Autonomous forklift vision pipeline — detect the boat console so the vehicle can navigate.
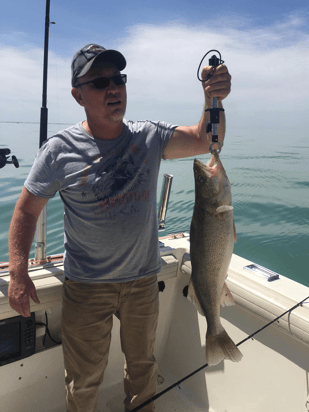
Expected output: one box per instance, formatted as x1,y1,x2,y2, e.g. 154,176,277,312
0,313,35,367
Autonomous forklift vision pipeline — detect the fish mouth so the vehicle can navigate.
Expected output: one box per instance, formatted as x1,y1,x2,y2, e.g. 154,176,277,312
194,158,208,169
194,158,211,175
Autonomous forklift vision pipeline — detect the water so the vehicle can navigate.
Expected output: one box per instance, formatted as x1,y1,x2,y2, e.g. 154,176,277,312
1,124,309,287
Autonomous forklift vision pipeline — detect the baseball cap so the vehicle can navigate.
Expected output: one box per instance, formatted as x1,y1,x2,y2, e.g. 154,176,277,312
71,44,126,87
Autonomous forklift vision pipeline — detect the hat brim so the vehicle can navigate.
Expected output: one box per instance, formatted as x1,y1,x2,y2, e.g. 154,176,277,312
77,49,126,79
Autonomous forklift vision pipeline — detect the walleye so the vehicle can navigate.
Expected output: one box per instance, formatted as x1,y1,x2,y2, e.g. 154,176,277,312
188,153,243,366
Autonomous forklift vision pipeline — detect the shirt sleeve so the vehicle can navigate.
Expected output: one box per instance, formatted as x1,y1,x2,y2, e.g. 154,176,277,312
24,141,60,198
157,121,177,153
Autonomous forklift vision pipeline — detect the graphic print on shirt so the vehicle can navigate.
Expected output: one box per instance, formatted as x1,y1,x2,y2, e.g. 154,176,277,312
81,142,151,219
93,152,138,200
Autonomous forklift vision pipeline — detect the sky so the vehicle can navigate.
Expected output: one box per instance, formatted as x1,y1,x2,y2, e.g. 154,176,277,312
0,0,309,135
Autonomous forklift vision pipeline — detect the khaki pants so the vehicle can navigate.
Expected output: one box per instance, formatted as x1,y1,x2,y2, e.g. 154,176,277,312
61,274,159,412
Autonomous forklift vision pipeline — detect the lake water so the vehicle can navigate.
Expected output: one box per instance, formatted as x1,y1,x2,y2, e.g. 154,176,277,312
1,123,309,287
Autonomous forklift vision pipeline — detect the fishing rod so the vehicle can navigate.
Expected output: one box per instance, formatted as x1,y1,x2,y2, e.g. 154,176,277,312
197,49,225,155
130,295,309,412
35,0,55,263
39,0,55,148
1,2,54,175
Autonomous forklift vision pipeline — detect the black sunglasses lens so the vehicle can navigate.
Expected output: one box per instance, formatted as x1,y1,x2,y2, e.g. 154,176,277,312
113,74,127,86
92,77,110,89
92,74,127,89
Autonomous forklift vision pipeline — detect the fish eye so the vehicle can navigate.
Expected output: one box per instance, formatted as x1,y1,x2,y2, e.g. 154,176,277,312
198,175,204,182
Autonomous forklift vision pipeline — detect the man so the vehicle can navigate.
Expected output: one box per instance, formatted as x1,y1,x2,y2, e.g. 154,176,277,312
8,44,231,412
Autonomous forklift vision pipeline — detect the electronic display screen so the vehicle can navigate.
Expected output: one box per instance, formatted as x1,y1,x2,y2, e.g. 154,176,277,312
0,322,20,361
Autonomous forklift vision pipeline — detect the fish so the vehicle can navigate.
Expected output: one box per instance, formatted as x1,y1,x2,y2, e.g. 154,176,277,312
188,153,243,366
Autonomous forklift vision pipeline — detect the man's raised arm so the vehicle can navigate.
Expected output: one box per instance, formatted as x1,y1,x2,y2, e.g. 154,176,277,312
163,64,231,160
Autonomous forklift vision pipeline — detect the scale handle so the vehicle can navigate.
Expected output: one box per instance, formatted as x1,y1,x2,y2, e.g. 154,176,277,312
207,53,224,151
209,54,221,110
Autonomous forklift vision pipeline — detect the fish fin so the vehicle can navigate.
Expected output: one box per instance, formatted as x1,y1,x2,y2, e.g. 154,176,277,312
216,205,233,214
233,220,237,242
187,279,205,316
220,282,235,307
206,329,243,366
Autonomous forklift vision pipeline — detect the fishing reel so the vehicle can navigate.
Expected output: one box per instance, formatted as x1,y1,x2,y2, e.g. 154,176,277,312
197,50,225,154
0,148,19,169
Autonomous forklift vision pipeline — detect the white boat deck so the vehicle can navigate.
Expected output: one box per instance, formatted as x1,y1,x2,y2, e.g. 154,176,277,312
1,234,309,412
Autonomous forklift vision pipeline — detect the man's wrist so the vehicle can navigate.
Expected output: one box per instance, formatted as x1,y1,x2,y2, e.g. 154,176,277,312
9,262,30,280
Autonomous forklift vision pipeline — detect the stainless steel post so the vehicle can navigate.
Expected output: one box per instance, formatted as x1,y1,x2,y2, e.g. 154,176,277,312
158,174,173,231
35,205,47,262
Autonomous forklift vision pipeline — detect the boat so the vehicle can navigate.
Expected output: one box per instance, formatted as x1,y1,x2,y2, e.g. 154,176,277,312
1,2,309,411
1,231,309,412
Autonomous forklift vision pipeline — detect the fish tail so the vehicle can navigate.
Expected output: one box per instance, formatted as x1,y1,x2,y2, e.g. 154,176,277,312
206,329,243,366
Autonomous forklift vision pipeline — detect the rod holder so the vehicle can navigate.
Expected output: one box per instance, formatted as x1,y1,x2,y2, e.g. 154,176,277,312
35,206,47,263
158,174,173,231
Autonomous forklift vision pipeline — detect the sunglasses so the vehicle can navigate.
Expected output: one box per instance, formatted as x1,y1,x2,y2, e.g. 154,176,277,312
76,74,127,89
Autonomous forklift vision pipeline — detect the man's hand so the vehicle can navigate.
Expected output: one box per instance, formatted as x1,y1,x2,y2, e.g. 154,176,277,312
162,64,231,159
201,64,231,102
8,275,40,318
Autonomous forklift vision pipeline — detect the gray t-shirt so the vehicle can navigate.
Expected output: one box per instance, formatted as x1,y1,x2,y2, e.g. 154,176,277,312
25,120,177,283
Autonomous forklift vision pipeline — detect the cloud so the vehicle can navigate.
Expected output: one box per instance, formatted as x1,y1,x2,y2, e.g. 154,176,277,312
1,13,308,132
120,16,309,128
